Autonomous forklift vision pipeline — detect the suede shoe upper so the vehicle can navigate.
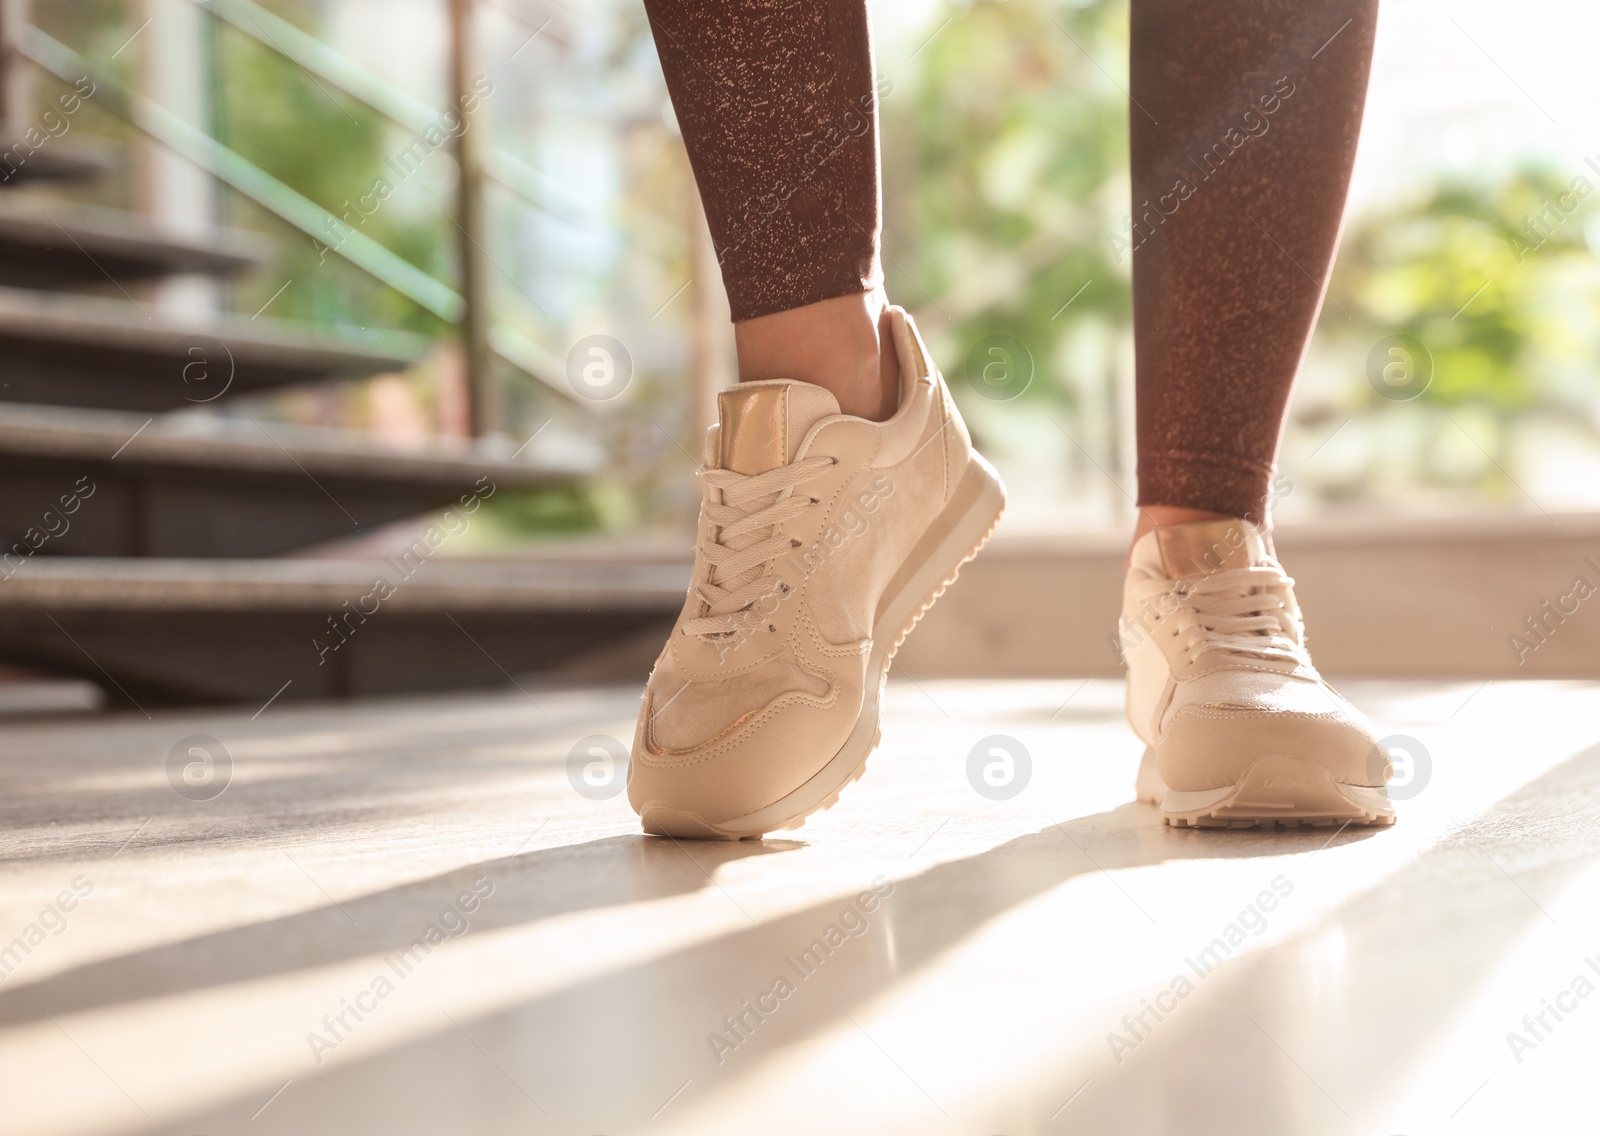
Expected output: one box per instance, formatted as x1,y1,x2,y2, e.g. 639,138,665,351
1121,518,1385,793
629,308,976,827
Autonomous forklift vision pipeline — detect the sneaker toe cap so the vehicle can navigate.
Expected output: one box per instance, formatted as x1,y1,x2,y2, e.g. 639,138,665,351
1157,702,1385,792
628,665,859,834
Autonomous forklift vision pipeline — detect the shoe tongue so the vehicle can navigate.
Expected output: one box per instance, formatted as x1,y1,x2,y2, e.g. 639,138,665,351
716,380,841,474
1130,517,1271,579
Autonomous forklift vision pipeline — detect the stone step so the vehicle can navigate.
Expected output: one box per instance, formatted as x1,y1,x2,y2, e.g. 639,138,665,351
0,285,424,411
0,556,684,706
0,403,592,557
0,200,270,288
0,135,114,187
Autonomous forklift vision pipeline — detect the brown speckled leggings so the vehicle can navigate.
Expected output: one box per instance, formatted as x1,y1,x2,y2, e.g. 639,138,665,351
645,0,1377,520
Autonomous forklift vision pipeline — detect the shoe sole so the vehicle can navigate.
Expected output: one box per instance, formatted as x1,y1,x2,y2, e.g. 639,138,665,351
1135,748,1396,829
642,453,1007,840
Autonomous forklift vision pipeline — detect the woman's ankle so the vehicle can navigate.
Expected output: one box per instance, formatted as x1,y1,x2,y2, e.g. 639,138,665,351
733,289,900,421
1128,505,1240,567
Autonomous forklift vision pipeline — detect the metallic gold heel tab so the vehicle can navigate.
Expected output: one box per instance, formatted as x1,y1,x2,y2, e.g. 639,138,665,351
718,385,789,475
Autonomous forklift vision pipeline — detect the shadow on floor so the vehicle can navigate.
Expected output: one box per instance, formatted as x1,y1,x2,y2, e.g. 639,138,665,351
0,832,793,1029
135,791,1386,1136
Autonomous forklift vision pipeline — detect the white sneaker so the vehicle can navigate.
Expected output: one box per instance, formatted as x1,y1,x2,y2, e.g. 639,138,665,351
1120,517,1395,828
627,308,1006,839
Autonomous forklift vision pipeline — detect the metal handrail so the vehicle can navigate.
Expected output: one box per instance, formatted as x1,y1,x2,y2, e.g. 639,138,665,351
21,27,460,318
197,0,593,228
18,24,571,401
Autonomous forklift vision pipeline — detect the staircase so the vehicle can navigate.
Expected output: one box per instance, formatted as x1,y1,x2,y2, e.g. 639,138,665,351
0,553,684,705
0,283,425,410
0,67,682,708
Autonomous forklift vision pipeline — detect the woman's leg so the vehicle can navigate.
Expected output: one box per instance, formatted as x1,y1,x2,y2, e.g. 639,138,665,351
1120,1,1396,830
629,5,1005,839
1129,0,1379,541
643,0,897,419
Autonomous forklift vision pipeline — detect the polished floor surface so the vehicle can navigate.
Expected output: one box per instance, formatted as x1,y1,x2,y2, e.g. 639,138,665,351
3,677,1599,1135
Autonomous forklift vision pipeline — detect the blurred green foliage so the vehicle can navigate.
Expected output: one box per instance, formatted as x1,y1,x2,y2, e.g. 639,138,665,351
473,484,606,537
1313,166,1600,502
1329,168,1600,413
213,2,450,336
884,0,1130,423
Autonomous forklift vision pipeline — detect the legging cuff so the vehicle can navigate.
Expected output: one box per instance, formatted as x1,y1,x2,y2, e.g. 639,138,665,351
1137,450,1278,525
728,263,882,323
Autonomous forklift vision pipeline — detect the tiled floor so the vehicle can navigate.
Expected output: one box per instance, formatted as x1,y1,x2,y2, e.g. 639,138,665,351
3,677,1598,1135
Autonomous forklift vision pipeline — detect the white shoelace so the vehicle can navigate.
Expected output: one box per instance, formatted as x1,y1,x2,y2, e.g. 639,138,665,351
1130,564,1307,665
681,456,835,641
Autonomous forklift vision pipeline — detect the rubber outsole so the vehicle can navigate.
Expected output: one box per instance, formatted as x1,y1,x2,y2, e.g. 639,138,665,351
1135,748,1396,830
639,454,1006,840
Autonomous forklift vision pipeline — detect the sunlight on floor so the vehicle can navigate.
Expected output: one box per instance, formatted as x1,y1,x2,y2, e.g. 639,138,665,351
1,678,1597,1134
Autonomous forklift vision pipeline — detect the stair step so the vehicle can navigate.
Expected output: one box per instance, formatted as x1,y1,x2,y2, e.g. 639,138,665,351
0,285,426,411
0,403,593,557
0,556,686,705
0,137,114,187
0,200,270,288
